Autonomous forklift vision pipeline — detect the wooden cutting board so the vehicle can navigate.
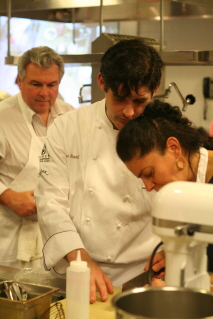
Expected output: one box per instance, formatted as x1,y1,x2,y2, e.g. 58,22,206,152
58,286,121,319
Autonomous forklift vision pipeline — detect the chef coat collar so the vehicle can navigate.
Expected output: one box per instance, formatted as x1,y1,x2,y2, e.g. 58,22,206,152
196,147,208,183
101,99,118,130
50,99,65,119
18,92,35,124
18,91,58,124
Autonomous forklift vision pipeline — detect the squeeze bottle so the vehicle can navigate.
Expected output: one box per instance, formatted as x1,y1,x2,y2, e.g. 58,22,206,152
66,250,90,319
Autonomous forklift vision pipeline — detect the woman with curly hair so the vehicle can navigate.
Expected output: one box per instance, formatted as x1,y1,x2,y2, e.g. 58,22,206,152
116,99,213,283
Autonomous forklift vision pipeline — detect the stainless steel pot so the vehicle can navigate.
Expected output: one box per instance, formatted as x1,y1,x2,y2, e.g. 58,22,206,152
112,286,213,319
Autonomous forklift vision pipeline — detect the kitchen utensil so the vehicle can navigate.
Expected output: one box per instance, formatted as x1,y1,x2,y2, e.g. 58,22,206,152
112,286,213,319
39,301,65,319
3,281,28,301
4,282,12,299
122,271,149,291
11,282,28,301
122,267,165,292
152,182,213,290
0,280,59,319
11,282,22,300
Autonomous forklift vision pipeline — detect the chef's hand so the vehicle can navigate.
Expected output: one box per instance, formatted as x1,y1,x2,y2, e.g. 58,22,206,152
144,250,166,279
144,279,166,288
66,249,114,303
0,189,37,217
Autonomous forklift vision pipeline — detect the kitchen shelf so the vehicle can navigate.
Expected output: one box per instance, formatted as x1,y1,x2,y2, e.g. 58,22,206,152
160,50,213,65
5,50,213,66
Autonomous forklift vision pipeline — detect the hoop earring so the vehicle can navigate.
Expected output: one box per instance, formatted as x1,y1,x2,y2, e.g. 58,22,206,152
176,157,186,170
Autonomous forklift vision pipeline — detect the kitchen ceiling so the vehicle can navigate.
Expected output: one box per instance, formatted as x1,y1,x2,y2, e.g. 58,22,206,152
0,0,213,22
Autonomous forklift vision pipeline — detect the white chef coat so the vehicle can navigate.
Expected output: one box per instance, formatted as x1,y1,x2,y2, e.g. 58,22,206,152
0,93,73,194
0,92,74,268
35,99,160,286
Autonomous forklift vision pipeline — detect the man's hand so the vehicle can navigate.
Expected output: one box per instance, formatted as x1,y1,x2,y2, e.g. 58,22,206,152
66,249,114,303
144,250,165,279
144,278,166,288
0,189,37,217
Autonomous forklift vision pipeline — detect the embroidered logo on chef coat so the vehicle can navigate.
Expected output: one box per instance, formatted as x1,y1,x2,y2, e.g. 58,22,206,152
38,169,49,177
39,143,50,162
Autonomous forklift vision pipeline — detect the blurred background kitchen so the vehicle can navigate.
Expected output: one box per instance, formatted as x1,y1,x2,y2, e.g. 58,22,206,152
0,0,213,133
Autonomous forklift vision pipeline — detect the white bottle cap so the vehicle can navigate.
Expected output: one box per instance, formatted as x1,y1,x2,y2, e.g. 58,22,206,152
70,250,87,271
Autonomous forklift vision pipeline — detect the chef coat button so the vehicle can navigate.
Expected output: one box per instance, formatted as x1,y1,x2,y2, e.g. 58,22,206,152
89,188,93,194
117,223,121,229
86,217,91,223
98,125,102,129
93,156,97,161
123,195,130,202
107,256,111,261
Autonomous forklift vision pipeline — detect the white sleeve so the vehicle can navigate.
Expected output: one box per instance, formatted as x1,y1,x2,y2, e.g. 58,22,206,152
0,134,8,195
35,117,84,274
0,182,8,195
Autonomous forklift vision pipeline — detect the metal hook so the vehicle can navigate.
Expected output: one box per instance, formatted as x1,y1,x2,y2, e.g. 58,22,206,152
155,82,196,112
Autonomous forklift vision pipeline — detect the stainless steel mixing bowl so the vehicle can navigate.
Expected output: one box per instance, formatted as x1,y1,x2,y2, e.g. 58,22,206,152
112,286,213,319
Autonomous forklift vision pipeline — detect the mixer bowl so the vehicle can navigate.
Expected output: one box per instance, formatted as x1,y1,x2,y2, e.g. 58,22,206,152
112,286,213,319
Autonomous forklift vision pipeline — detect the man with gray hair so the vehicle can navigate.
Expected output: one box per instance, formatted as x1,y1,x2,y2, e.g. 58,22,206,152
0,46,74,268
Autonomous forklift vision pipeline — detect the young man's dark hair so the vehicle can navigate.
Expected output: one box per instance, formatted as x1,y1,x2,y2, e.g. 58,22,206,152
100,39,163,98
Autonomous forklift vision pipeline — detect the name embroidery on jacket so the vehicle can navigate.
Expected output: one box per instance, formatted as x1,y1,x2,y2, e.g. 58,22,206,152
66,154,80,159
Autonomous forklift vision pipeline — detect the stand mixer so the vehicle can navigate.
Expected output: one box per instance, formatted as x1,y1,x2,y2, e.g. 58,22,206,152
152,181,213,290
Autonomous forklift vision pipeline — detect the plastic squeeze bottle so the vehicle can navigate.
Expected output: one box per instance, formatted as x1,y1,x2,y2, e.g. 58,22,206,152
66,250,90,319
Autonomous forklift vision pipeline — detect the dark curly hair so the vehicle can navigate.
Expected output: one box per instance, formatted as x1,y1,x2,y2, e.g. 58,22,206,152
116,99,213,162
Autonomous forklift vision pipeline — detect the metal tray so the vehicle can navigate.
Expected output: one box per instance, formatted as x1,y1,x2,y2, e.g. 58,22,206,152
0,280,59,319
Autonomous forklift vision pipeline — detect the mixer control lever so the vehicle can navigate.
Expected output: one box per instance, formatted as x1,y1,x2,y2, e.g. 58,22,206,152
175,224,199,236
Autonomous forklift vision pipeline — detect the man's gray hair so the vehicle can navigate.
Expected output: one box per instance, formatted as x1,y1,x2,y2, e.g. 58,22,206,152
18,46,64,82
